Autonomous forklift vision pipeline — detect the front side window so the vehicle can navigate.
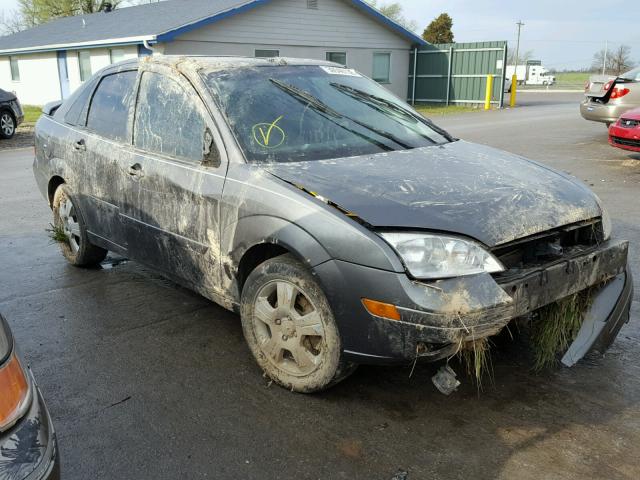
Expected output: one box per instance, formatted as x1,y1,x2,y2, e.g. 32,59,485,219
9,57,19,81
109,49,125,64
86,71,137,141
78,50,92,82
326,52,347,66
203,65,449,163
134,72,205,162
372,52,391,83
255,49,280,58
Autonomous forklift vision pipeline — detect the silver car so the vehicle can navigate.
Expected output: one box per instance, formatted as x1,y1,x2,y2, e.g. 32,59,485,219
581,66,640,125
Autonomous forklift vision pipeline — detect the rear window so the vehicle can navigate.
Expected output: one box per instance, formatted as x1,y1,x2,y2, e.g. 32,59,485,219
620,67,640,81
86,70,137,141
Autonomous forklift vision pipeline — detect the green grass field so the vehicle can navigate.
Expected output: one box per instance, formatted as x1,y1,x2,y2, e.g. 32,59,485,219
22,105,42,125
553,72,590,89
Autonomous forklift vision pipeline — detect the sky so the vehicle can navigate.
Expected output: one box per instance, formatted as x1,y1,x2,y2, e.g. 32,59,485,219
1,0,639,71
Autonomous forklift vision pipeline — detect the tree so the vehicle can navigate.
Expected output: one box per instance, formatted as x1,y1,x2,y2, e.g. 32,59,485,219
367,0,417,32
592,45,634,75
2,0,126,33
507,49,534,66
421,13,454,44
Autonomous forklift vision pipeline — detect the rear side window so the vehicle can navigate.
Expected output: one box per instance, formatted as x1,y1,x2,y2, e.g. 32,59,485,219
63,76,99,125
134,72,205,162
86,71,137,142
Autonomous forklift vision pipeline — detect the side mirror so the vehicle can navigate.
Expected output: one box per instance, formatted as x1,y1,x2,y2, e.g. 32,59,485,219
202,127,221,168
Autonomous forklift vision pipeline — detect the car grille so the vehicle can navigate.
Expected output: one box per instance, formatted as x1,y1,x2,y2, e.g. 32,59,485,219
619,118,640,128
491,219,603,278
611,136,640,147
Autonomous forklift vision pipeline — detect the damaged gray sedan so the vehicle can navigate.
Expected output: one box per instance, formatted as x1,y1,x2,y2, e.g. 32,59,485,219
33,56,633,392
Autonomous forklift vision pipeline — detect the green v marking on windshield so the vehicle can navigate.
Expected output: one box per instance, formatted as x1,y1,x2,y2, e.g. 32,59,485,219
258,115,283,146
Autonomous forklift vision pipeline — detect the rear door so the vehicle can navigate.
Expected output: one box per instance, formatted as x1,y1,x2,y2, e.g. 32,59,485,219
123,65,228,292
80,69,139,250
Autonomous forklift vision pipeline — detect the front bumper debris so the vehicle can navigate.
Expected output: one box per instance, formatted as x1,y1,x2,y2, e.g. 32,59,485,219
321,239,631,364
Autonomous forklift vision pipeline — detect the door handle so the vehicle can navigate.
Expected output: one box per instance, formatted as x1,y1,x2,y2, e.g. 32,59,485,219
128,163,143,177
73,139,86,151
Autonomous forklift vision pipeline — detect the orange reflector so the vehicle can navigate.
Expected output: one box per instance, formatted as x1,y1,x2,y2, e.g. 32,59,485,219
0,353,30,429
361,298,401,321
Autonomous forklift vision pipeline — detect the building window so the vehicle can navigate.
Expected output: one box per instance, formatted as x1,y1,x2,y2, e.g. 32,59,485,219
109,48,125,64
9,57,20,81
255,49,280,58
326,52,347,66
372,52,391,83
307,0,318,9
78,50,92,82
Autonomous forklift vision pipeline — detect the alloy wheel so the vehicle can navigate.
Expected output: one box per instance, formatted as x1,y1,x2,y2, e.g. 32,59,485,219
58,197,81,253
1,113,14,137
252,280,326,376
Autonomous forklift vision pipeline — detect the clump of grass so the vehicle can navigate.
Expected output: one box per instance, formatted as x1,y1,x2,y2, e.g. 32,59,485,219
530,289,594,371
457,335,493,389
46,223,68,243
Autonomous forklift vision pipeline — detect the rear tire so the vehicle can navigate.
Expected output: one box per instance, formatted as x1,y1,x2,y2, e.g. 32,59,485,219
52,184,107,267
0,110,15,139
240,254,356,393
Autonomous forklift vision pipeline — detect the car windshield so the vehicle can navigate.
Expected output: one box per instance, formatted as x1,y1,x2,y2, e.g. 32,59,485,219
202,65,451,163
620,66,640,81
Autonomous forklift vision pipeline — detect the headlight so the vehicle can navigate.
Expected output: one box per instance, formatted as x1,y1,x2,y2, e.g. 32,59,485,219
594,195,612,240
0,315,32,432
380,232,504,280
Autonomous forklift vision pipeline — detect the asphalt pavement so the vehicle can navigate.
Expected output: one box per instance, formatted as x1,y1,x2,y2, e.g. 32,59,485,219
1,92,639,480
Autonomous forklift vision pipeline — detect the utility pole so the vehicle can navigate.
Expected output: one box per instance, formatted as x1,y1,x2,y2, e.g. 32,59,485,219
602,40,608,75
514,21,525,68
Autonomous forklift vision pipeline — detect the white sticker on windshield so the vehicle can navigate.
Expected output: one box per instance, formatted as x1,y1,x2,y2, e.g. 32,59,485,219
320,66,361,77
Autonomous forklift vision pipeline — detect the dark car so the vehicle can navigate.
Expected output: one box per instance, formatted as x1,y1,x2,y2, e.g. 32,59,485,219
33,56,633,393
0,88,23,139
0,314,59,479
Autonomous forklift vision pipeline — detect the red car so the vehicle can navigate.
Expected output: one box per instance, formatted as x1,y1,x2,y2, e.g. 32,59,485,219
609,107,640,152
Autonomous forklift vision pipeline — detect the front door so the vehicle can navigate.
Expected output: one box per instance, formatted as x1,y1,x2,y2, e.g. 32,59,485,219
123,67,228,295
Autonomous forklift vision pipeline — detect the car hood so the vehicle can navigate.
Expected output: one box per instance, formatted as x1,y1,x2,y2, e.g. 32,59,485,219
264,141,601,247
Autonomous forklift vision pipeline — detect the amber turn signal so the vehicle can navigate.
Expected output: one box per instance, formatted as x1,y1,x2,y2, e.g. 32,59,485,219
361,298,401,321
0,353,30,430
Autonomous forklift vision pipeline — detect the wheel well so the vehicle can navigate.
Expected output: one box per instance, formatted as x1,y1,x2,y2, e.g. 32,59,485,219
236,243,289,294
47,176,65,207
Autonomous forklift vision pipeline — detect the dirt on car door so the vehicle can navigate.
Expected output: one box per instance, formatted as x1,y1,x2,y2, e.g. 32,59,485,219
123,68,229,297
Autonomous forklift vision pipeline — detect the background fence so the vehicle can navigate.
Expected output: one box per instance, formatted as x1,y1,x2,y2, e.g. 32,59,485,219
408,41,508,107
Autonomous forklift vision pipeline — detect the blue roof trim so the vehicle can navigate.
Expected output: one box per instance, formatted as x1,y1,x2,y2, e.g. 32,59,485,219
156,0,427,46
349,0,427,46
156,0,272,43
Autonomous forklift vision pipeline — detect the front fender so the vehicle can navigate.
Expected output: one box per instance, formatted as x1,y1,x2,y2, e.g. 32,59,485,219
224,214,332,269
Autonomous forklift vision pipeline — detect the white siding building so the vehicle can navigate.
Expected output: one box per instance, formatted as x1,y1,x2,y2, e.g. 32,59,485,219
0,0,425,105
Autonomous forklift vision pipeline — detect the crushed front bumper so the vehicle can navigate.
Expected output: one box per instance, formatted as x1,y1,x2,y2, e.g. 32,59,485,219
317,239,631,364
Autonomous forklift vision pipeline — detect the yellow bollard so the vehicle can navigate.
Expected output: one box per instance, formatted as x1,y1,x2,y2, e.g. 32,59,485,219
509,74,517,107
484,74,494,110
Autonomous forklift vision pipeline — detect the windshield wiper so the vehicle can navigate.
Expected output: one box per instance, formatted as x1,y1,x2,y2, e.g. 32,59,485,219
330,82,454,142
269,78,411,149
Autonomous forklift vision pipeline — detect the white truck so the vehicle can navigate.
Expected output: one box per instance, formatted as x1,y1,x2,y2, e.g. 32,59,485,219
506,61,556,86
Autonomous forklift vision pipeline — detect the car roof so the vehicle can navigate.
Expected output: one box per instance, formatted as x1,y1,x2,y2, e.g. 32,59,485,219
108,55,339,72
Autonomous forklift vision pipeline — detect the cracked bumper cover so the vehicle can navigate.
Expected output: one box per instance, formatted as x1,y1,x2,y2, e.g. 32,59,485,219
316,239,631,364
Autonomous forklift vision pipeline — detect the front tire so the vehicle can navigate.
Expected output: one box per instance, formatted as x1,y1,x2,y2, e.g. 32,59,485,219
52,184,107,267
0,111,15,139
240,254,356,393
